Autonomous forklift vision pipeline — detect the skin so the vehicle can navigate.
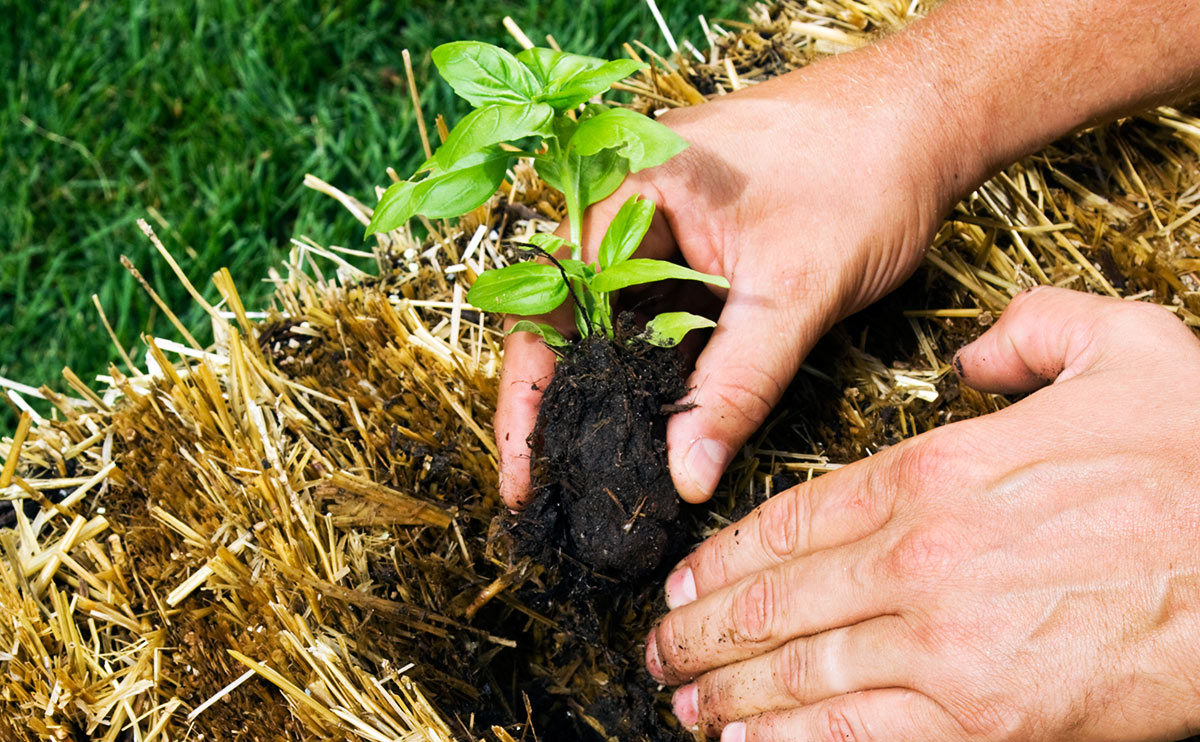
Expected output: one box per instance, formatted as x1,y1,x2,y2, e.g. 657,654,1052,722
495,0,1200,737
652,288,1200,740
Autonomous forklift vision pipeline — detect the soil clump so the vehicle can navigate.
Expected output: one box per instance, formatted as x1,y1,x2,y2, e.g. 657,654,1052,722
514,316,692,582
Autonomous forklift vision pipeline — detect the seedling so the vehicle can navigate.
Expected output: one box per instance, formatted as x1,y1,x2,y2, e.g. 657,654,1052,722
367,42,728,347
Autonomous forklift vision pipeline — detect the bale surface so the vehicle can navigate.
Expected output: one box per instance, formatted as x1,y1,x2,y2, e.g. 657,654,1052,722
2,1,1198,740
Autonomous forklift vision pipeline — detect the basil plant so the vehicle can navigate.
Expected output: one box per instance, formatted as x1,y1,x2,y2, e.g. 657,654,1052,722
368,41,727,348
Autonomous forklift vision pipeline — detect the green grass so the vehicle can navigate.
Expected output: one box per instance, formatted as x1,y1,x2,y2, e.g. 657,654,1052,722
0,0,741,433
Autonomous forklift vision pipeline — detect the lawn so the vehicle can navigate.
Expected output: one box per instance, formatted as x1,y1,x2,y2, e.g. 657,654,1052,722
0,0,741,433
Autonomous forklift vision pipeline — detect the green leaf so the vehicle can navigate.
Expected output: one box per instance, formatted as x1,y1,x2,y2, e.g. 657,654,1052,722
433,41,540,106
516,48,606,88
366,180,420,236
556,258,593,281
509,320,570,347
571,108,688,172
437,102,553,168
466,262,568,315
641,312,716,347
417,148,512,218
517,49,646,109
591,258,730,293
526,233,567,255
543,60,645,109
367,148,511,234
574,148,630,210
598,194,655,269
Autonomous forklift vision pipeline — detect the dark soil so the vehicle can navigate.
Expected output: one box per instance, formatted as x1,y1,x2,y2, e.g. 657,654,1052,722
516,320,691,582
489,319,695,740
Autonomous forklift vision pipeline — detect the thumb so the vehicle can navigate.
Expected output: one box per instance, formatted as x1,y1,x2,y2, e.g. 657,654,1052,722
953,286,1184,394
495,328,557,509
667,280,830,504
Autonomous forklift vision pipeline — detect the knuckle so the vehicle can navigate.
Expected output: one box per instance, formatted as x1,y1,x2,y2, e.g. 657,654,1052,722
653,617,687,679
901,611,944,654
706,366,780,428
757,491,812,562
728,572,777,647
695,674,733,730
773,638,813,703
887,434,961,493
1115,300,1184,337
881,527,958,587
816,695,877,742
690,540,732,591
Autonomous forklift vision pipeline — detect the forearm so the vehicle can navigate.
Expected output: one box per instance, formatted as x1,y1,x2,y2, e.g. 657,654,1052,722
891,0,1200,195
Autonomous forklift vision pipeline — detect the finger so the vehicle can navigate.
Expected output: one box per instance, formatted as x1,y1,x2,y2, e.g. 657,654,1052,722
668,279,833,503
722,688,960,742
495,328,557,509
665,461,895,609
954,285,1195,394
670,617,913,735
646,535,889,684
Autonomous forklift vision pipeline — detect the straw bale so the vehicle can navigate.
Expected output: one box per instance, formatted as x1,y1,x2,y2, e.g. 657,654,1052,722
1,1,1198,740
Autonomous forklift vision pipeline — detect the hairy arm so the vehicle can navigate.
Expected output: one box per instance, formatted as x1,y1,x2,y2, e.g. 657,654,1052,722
902,0,1200,187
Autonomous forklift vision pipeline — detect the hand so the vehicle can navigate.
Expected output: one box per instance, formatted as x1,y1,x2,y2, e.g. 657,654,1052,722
495,50,971,508
644,287,1200,741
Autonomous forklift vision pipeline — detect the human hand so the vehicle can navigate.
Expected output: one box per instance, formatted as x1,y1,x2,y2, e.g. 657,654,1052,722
495,50,972,508
644,287,1200,741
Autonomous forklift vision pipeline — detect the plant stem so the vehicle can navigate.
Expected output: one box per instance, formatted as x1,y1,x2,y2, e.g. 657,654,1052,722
568,194,583,250
564,157,584,258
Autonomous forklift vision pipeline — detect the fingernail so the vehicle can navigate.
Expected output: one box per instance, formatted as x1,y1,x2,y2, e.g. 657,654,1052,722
665,566,697,609
721,721,746,742
685,438,731,499
672,683,699,728
645,630,664,681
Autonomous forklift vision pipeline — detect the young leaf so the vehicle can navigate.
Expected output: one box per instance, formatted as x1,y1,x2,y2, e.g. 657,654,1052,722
598,194,655,269
509,320,570,347
517,48,646,109
437,102,553,168
571,108,688,173
641,312,716,347
591,258,730,292
516,48,606,89
544,60,645,109
415,149,511,218
526,233,567,255
550,148,629,212
432,41,540,106
579,148,631,206
466,262,568,315
366,180,419,236
367,148,511,234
